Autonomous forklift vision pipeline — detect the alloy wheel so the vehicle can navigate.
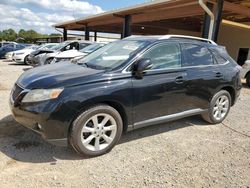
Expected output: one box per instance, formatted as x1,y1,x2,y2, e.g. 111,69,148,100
213,95,229,121
80,113,117,151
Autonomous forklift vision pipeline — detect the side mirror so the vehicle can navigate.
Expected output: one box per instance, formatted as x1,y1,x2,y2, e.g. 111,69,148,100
133,58,152,79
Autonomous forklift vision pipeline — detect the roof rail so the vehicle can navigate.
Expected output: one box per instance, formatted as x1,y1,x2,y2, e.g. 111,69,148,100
159,35,217,45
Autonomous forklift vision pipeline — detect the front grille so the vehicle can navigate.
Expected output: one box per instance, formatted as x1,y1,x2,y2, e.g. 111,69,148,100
12,84,24,101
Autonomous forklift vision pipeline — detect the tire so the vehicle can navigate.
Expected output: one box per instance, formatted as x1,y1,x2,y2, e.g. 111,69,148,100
202,90,231,124
69,105,123,157
24,55,29,65
246,74,250,87
44,58,53,65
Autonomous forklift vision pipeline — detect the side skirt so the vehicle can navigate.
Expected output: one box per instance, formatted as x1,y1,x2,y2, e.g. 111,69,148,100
127,108,207,131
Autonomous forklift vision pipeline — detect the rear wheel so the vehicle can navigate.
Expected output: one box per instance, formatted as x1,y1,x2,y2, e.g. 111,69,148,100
246,74,250,87
69,105,123,156
202,90,231,124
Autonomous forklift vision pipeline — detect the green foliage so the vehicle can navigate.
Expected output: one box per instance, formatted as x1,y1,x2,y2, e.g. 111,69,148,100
0,28,61,43
1,29,17,41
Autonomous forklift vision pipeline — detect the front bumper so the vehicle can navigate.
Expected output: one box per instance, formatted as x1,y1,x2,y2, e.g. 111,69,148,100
9,86,76,147
5,54,13,60
13,55,24,63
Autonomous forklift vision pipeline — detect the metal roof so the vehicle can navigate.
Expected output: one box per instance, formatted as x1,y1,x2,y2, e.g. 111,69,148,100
53,0,250,35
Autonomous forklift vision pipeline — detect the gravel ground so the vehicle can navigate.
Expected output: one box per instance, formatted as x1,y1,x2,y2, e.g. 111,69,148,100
0,59,249,188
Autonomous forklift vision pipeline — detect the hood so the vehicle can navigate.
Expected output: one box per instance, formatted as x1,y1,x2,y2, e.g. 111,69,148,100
17,63,104,89
31,49,55,56
14,49,33,54
55,50,84,59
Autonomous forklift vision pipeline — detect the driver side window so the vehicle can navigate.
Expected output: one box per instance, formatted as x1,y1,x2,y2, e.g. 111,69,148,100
141,43,181,70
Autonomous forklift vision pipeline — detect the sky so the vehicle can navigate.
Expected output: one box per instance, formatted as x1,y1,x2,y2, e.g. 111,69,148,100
0,0,148,34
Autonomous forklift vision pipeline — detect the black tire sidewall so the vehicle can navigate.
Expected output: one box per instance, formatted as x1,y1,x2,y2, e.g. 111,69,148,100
24,55,29,64
246,74,250,87
70,105,123,156
208,90,231,124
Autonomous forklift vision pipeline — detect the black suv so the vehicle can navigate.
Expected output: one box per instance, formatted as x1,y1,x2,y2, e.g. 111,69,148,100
10,35,242,156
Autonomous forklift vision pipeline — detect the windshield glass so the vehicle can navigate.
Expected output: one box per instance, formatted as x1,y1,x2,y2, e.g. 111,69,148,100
80,43,105,54
78,40,148,70
50,41,70,50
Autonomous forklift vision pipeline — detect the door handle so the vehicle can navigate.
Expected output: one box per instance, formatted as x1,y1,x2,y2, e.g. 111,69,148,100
175,76,184,84
215,72,223,78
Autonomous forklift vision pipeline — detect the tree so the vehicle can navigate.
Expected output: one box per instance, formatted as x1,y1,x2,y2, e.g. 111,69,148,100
1,29,17,41
0,28,61,43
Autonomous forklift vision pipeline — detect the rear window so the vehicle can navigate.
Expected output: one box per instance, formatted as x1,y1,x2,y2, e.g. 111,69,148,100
181,43,214,67
211,50,228,64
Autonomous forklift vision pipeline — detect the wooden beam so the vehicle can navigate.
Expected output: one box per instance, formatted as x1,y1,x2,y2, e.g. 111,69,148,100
132,4,204,23
224,1,250,17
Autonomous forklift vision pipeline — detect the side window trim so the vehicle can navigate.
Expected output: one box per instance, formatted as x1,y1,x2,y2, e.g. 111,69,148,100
180,43,215,68
209,49,230,65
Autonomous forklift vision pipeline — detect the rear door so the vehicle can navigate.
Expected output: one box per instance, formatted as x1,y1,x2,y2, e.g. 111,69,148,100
180,43,223,109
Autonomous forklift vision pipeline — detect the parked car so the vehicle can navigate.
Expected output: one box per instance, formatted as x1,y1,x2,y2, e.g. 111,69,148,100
241,60,250,87
5,51,15,60
10,35,242,156
51,43,106,64
28,43,59,66
12,45,39,64
0,43,26,58
0,41,17,48
37,40,92,66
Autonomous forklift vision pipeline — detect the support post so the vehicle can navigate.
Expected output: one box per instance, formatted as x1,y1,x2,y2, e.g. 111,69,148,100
212,0,224,42
63,28,67,41
94,31,97,41
85,25,90,41
202,2,213,39
122,15,131,38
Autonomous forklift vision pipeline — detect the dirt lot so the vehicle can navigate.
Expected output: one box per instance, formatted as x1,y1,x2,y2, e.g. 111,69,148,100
0,59,249,188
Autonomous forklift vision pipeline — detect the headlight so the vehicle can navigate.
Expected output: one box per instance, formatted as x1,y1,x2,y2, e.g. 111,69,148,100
22,88,64,103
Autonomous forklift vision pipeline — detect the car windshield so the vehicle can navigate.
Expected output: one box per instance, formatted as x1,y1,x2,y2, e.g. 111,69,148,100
50,41,70,50
38,44,58,50
78,40,148,70
80,43,105,54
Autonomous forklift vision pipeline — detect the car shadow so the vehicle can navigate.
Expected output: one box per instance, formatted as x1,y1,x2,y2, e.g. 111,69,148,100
8,63,28,66
23,68,32,71
0,114,209,163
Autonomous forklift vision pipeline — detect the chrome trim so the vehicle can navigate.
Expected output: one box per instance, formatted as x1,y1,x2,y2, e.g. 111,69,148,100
121,43,229,74
132,108,207,130
122,61,229,74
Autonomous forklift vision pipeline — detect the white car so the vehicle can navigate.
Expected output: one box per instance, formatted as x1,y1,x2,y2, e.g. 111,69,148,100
51,43,107,64
12,45,38,64
241,60,250,87
39,40,92,66
5,51,14,60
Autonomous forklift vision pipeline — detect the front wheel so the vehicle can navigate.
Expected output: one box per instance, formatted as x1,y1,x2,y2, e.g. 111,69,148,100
246,74,250,87
202,90,231,124
69,105,123,157
24,55,29,65
44,58,53,65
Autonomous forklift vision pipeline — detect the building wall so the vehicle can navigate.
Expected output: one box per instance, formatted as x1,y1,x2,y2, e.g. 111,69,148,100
169,25,250,62
218,23,250,61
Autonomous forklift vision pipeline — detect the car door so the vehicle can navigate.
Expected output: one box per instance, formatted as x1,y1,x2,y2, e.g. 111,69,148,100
132,42,191,125
180,43,223,110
